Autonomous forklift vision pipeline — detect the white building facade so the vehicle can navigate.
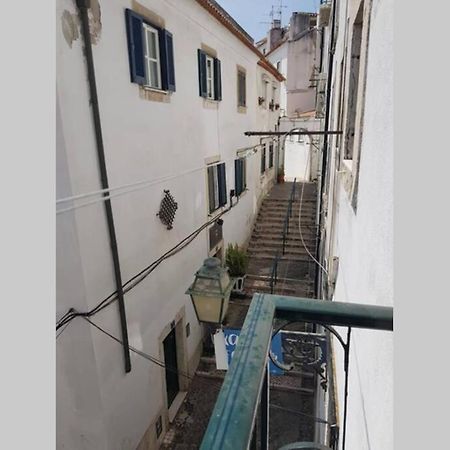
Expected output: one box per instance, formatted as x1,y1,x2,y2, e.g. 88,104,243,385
314,0,393,449
56,1,282,449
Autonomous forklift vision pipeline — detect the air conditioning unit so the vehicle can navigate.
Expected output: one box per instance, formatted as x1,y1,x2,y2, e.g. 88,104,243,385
318,4,332,27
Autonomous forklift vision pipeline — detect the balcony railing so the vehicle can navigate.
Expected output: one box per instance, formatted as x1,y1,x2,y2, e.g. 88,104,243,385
200,293,393,450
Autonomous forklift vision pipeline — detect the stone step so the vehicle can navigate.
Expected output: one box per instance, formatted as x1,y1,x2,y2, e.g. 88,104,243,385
247,241,316,253
250,232,317,243
245,282,313,297
258,209,316,218
248,246,315,258
245,274,314,287
246,253,316,263
253,224,317,235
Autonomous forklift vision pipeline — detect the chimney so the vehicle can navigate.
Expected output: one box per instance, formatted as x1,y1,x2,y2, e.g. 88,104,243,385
268,19,283,51
289,12,313,40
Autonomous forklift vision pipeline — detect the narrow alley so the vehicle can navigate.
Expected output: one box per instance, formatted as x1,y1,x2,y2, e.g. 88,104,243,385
161,180,319,449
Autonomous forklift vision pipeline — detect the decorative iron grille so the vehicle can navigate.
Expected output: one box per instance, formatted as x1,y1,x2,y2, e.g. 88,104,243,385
157,190,178,230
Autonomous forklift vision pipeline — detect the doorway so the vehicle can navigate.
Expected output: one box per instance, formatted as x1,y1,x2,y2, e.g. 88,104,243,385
163,328,180,408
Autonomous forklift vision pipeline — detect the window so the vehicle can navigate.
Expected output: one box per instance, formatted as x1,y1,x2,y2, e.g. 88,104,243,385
198,50,222,101
344,2,364,159
276,61,281,71
234,158,247,196
261,144,266,174
206,55,215,99
263,79,269,104
207,163,227,213
125,9,176,91
143,24,161,89
269,143,274,168
237,70,246,107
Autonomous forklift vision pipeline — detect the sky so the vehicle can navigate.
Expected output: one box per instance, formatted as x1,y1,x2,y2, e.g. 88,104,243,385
216,0,320,42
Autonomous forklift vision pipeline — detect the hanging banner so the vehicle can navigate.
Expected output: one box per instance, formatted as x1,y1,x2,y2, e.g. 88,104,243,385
222,328,284,375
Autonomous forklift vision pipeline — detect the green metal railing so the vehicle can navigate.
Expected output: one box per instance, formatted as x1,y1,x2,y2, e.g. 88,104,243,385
282,179,297,255
200,294,393,450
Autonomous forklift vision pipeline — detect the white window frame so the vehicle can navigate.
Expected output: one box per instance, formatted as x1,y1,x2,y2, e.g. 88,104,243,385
143,23,162,90
206,55,215,100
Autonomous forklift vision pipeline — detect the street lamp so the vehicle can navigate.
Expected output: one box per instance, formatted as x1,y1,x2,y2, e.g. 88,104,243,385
186,257,234,324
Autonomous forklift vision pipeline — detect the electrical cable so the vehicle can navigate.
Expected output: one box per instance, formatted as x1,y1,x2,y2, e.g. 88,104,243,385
56,206,230,333
269,403,333,425
83,316,337,427
296,129,329,277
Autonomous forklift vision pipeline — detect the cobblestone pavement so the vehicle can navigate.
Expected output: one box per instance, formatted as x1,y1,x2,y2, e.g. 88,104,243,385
161,372,316,450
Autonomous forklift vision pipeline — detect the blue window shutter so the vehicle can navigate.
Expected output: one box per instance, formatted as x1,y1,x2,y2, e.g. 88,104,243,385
198,50,207,98
125,9,146,85
235,159,243,196
159,29,176,92
218,163,227,207
214,58,222,101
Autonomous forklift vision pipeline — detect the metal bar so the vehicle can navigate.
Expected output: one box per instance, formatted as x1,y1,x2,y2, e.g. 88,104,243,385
261,364,269,450
200,294,275,450
200,294,393,449
342,328,351,450
245,131,342,136
76,0,131,373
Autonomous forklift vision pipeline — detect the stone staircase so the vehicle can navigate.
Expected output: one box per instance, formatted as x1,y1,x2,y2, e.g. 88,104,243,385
244,181,318,299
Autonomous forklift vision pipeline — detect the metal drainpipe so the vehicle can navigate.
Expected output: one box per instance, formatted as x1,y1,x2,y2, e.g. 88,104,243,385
76,0,131,372
314,0,337,299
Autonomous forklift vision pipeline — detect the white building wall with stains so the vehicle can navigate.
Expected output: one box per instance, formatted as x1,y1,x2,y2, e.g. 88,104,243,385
319,0,393,449
56,1,280,449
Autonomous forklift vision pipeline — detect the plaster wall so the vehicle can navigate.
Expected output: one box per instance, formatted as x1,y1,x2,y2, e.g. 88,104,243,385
266,43,288,114
286,32,318,116
56,0,279,449
321,1,393,449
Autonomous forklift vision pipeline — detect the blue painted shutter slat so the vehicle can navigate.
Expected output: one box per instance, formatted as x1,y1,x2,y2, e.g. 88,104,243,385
214,58,222,101
160,29,176,92
218,163,227,207
198,50,207,98
235,160,244,196
125,9,146,85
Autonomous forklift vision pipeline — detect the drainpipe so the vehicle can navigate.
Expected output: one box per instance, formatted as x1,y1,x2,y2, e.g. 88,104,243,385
314,0,337,299
76,0,131,372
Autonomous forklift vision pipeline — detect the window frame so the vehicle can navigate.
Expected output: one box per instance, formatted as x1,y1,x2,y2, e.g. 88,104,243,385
234,158,247,196
237,69,246,107
261,144,267,174
142,23,162,90
207,162,227,214
206,55,215,100
268,143,274,168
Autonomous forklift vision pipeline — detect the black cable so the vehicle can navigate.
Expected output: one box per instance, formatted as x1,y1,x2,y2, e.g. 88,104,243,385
84,316,337,424
269,403,334,425
56,208,229,333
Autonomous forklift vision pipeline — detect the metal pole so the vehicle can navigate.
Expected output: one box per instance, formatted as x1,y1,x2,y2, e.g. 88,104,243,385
245,131,342,136
261,364,269,450
342,328,351,450
76,0,131,372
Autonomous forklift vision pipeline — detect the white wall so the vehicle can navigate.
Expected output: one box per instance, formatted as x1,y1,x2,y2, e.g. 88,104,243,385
266,42,288,114
320,1,393,449
286,31,318,116
56,0,279,449
279,117,321,182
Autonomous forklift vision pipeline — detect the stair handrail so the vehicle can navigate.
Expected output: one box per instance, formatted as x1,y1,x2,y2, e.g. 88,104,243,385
269,252,280,294
282,178,297,255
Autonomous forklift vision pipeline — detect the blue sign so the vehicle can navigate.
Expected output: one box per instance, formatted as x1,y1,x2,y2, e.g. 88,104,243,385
223,328,284,375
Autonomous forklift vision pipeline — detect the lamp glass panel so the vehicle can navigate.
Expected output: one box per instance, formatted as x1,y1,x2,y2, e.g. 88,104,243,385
194,276,222,294
192,294,223,323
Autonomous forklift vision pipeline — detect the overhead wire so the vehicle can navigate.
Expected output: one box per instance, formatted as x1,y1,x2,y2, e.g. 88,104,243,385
56,206,229,333
84,316,335,427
